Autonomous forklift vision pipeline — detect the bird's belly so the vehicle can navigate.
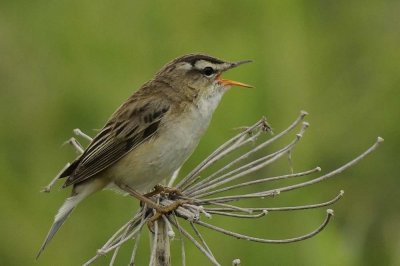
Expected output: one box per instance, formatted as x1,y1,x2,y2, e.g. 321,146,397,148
106,112,209,193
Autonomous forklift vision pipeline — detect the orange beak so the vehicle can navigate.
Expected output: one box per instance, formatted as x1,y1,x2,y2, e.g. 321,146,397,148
216,59,253,88
217,75,253,88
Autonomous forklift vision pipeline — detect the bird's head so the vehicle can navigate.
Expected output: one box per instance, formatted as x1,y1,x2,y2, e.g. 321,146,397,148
156,54,252,97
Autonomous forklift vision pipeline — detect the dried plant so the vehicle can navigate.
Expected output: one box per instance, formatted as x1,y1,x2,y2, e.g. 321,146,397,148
43,111,383,265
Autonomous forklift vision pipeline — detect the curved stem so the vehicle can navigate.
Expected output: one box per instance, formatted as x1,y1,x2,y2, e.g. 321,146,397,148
195,209,334,244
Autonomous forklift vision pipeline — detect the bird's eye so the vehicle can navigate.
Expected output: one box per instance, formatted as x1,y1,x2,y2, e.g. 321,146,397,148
202,67,215,77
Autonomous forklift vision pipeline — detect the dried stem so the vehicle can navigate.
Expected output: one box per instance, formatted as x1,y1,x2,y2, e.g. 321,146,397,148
149,218,159,266
193,167,321,199
177,116,273,190
190,222,216,260
195,209,334,244
205,210,268,219
204,190,344,213
73,128,93,142
46,113,382,266
188,123,308,197
184,111,307,194
63,137,84,154
168,216,221,266
232,259,241,266
129,226,142,265
154,217,171,266
41,162,71,193
172,213,186,266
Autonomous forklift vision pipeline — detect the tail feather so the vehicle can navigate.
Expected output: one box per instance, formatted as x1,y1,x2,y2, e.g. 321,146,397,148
36,207,74,260
36,194,85,259
37,178,106,259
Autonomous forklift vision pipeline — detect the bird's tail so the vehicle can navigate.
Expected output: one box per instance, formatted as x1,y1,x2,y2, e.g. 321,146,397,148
36,190,88,259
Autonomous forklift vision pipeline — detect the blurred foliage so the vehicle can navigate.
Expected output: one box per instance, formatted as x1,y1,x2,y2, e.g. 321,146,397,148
0,0,399,265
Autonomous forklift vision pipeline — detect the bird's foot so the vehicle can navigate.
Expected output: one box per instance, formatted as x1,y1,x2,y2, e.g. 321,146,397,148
147,199,189,230
144,184,183,198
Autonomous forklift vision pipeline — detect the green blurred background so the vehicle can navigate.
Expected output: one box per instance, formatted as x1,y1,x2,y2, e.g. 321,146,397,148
1,0,399,265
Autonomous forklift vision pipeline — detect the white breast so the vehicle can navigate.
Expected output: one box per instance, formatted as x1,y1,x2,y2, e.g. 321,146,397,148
106,88,225,193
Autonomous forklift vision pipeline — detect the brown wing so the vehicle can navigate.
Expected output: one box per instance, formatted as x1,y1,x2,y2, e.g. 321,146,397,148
61,98,170,187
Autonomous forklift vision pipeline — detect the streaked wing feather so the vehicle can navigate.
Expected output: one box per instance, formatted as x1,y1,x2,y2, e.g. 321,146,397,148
71,133,146,182
63,99,170,187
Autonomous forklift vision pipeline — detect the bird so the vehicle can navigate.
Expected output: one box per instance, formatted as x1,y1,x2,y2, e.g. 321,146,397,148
37,53,252,258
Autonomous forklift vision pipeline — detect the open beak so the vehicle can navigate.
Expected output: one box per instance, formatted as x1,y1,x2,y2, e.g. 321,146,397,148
217,60,253,88
217,77,253,88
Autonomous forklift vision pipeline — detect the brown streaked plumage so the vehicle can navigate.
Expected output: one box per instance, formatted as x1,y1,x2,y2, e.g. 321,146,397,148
61,96,171,187
37,54,252,259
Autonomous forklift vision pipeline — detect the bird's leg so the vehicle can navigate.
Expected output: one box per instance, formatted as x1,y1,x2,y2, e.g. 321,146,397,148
159,185,183,196
144,184,183,198
123,185,189,212
121,184,162,210
121,184,189,228
147,199,189,228
143,185,165,198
